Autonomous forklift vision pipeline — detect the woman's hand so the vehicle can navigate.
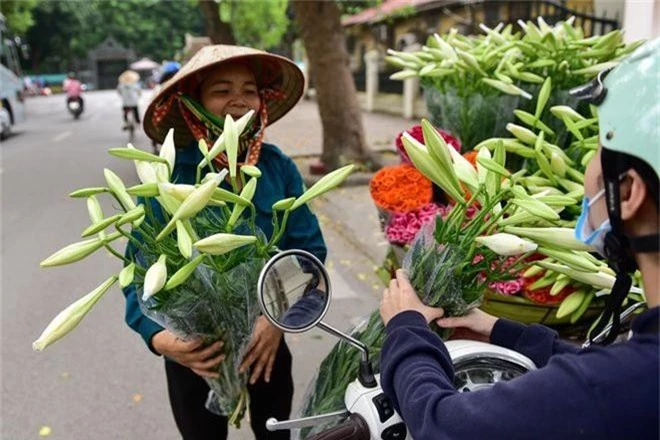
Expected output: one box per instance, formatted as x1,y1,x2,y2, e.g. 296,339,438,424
151,330,225,378
380,269,444,326
436,308,499,339
239,316,283,384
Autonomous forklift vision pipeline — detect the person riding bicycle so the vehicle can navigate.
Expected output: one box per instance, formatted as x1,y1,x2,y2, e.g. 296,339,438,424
379,38,659,440
117,70,141,130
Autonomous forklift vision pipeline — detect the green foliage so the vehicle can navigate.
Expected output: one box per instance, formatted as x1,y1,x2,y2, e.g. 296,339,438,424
24,0,204,72
218,0,289,49
0,0,38,36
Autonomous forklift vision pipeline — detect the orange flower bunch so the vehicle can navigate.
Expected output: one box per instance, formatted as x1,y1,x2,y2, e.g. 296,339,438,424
370,164,432,212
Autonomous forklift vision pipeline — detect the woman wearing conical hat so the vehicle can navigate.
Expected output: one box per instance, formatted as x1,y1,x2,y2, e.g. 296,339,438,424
123,45,327,439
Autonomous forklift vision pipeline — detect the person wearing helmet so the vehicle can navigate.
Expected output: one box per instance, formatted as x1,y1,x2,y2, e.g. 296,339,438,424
62,71,84,113
378,39,659,440
122,45,326,440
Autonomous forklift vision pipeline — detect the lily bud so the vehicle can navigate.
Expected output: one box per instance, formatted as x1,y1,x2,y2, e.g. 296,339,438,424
87,196,104,224
156,175,222,241
176,221,193,259
241,165,262,178
537,261,616,290
483,79,532,99
159,183,196,202
538,247,600,272
213,187,251,206
235,109,255,135
109,147,165,164
194,233,257,255
127,183,159,197
41,237,106,267
70,187,108,198
142,255,167,300
82,214,122,237
198,135,225,169
550,105,586,122
503,227,595,252
201,169,228,184
506,123,537,145
159,129,176,177
119,263,135,288
198,138,209,155
116,205,145,227
224,115,239,180
227,178,258,229
32,276,117,351
475,233,538,256
272,197,296,211
104,169,136,211
550,152,567,177
401,133,465,204
290,165,355,211
164,255,205,291
556,290,586,319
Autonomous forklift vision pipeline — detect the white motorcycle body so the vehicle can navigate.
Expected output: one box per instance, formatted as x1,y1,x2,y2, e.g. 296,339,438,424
341,341,537,440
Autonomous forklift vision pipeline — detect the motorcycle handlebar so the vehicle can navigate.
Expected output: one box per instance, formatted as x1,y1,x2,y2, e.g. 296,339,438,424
304,414,370,440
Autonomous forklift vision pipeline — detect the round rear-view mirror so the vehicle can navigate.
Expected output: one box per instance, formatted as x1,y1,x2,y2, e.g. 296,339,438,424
257,250,331,333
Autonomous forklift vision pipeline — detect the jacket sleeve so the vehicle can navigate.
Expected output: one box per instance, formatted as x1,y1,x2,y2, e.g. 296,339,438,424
121,201,164,355
279,157,327,262
490,318,582,367
380,311,604,440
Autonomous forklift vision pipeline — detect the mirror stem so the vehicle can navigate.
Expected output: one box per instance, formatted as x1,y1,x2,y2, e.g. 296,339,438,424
317,321,377,388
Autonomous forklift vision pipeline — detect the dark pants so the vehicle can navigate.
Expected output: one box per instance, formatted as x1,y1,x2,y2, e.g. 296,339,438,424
122,106,140,124
164,341,294,440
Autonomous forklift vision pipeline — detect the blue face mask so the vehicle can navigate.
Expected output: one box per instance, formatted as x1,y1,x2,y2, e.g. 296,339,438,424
575,188,611,257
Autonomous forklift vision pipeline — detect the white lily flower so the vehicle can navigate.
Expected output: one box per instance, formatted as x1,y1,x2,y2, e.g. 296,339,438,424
143,255,168,300
475,233,538,256
159,129,176,177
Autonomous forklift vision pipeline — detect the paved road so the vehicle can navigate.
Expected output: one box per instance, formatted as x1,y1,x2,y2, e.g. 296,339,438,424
1,91,384,440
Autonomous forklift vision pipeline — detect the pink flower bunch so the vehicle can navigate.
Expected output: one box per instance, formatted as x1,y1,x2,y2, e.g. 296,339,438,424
395,125,462,165
385,203,440,245
472,255,524,296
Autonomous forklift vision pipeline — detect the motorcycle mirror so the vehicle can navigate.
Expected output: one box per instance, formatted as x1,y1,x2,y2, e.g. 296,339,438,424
258,250,331,333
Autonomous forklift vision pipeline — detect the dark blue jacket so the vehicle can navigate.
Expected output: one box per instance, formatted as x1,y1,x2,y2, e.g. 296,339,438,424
122,143,327,353
381,307,659,440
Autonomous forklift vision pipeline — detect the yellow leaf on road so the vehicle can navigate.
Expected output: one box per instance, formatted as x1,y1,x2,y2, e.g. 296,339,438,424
357,273,367,281
39,426,52,437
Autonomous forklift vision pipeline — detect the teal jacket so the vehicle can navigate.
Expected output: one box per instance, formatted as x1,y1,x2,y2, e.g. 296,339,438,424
122,143,327,353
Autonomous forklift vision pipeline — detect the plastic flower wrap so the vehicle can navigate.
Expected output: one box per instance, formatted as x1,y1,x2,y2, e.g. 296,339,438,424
33,117,355,426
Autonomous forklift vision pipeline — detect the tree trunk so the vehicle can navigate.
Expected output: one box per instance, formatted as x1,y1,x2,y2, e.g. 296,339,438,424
292,0,368,170
198,0,236,45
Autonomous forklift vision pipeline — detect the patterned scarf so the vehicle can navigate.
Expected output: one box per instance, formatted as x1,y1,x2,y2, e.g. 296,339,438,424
151,84,286,171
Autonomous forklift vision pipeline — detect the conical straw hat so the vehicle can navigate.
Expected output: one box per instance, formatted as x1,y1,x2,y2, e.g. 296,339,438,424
118,69,140,84
144,45,305,146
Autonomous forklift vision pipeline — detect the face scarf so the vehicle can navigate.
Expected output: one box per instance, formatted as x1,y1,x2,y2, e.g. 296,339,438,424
152,81,286,171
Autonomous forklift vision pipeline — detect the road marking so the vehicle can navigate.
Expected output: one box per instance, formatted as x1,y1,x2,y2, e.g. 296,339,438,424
53,131,72,142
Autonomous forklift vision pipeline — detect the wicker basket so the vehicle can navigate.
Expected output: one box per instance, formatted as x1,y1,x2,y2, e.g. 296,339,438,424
481,290,603,326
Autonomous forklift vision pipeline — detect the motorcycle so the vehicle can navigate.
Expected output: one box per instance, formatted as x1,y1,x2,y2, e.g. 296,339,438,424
67,97,84,120
256,250,538,440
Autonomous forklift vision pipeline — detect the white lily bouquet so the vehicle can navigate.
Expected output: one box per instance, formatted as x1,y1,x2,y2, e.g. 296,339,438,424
33,111,354,425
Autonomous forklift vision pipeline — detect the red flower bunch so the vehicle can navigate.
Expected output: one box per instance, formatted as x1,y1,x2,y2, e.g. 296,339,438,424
370,164,432,212
395,124,462,165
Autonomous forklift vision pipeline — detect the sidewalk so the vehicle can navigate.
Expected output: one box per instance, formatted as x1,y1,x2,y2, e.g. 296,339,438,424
265,98,417,186
265,98,416,158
